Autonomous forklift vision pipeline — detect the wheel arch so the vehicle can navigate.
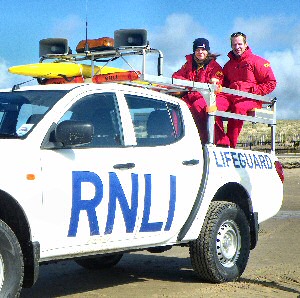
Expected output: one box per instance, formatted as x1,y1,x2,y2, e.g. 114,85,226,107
212,182,258,250
0,190,40,288
0,190,31,246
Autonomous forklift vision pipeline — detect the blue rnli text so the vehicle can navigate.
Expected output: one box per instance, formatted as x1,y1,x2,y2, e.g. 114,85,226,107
68,171,176,237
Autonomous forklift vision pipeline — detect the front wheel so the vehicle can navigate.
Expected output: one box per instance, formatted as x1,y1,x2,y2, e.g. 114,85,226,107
0,219,24,297
189,201,250,283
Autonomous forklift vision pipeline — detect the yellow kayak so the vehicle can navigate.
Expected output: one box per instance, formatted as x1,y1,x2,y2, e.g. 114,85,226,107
82,65,127,77
8,63,127,79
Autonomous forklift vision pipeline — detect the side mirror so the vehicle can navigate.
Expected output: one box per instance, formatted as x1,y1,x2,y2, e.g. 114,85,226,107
55,120,93,147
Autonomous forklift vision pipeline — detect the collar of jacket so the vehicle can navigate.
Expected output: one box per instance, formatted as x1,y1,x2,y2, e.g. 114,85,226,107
185,53,213,70
228,46,252,61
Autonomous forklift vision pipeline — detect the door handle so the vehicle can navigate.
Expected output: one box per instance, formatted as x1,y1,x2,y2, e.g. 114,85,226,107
182,159,199,166
113,163,136,169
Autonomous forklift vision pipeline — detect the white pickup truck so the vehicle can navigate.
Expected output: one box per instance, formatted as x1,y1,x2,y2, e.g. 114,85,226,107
0,30,284,296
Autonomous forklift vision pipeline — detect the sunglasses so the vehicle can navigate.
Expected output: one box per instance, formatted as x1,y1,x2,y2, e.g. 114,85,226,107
231,32,246,38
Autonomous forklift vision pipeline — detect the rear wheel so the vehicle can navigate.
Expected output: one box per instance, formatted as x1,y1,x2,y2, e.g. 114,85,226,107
189,201,250,282
0,219,24,297
75,253,123,270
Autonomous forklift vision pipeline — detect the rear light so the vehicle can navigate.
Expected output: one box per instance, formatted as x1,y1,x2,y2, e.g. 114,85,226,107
275,160,284,183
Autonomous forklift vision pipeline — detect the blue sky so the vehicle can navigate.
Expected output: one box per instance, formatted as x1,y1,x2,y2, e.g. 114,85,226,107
1,0,300,119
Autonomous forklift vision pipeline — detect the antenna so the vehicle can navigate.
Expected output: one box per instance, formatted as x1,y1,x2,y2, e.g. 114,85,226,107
85,0,89,52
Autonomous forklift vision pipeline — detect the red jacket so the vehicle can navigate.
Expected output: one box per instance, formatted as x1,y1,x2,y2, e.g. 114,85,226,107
173,54,223,84
223,47,276,96
172,54,223,104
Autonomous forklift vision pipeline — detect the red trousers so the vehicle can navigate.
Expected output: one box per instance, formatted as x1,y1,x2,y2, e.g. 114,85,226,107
216,94,262,148
187,98,229,145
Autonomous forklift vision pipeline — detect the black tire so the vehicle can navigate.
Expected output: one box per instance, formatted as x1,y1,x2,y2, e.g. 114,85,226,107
0,219,24,297
75,253,123,270
189,201,250,283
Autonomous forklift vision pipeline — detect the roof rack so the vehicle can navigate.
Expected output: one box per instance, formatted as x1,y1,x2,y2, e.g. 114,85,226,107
39,29,164,77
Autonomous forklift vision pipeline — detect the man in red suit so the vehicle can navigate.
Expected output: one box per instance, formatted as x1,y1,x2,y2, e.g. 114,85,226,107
217,32,277,148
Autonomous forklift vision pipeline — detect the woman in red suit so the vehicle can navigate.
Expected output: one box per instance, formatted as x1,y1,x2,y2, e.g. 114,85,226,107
173,38,228,145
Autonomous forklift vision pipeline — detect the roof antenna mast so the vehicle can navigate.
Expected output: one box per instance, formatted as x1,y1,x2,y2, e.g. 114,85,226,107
85,0,89,52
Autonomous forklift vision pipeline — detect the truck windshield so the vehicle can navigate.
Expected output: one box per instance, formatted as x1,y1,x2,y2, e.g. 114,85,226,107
0,90,68,138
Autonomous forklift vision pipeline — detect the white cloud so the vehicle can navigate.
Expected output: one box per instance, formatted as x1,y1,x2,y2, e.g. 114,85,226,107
0,59,15,89
51,15,84,49
266,49,300,119
148,13,210,76
0,58,37,90
231,15,300,54
233,16,278,46
52,14,82,37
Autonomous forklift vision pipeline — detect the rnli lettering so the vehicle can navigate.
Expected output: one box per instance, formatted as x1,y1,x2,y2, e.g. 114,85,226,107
68,171,176,237
213,151,273,169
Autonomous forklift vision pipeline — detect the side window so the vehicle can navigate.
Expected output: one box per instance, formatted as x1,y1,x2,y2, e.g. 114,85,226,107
125,94,183,146
60,93,122,148
16,104,48,135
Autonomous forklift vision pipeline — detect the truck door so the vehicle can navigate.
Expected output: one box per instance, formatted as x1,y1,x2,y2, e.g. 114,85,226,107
122,93,203,245
39,92,139,257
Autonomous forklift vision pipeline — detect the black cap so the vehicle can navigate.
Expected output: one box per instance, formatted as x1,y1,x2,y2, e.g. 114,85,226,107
193,38,210,52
